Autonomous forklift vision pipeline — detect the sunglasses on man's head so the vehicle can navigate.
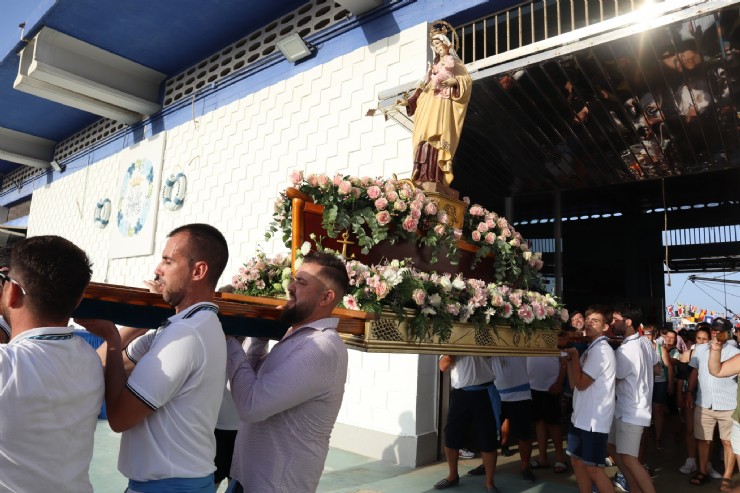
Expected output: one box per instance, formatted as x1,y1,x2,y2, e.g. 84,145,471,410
0,271,26,295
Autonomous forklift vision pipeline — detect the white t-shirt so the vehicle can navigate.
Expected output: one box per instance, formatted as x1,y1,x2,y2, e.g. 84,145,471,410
572,337,616,433
0,326,104,492
491,356,532,401
120,302,226,481
527,356,561,391
615,333,658,426
449,356,494,389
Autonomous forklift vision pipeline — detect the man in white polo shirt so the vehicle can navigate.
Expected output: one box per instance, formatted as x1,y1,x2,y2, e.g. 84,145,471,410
0,235,104,492
563,305,616,493
608,304,658,493
79,223,229,493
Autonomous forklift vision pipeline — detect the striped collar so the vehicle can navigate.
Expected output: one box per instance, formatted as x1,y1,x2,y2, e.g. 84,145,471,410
162,302,219,328
10,326,75,344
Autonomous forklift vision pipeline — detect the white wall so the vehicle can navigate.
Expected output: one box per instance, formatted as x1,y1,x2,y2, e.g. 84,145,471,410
28,22,438,466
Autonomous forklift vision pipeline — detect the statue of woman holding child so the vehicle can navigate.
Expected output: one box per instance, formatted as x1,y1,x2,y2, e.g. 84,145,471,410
404,21,472,190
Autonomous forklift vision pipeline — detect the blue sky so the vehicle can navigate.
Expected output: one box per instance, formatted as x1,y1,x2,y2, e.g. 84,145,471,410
665,271,740,318
0,0,43,56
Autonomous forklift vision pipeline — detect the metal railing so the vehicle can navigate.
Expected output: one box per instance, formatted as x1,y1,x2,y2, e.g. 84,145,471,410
456,0,667,64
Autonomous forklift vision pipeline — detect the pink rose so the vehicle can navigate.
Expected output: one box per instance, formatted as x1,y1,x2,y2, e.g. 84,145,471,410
317,174,330,187
306,174,318,187
469,205,485,216
477,222,489,233
437,211,448,224
386,191,398,202
374,197,388,210
433,224,445,235
367,185,382,199
485,232,495,244
410,200,423,211
393,200,407,212
376,211,391,225
453,229,462,239
375,282,390,299
333,174,343,186
424,201,437,215
360,176,373,186
338,180,352,195
289,170,303,185
410,209,421,220
471,230,481,242
402,216,418,232
412,289,426,306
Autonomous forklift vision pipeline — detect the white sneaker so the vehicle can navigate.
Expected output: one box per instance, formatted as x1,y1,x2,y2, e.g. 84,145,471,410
679,457,697,474
708,462,723,479
458,448,475,459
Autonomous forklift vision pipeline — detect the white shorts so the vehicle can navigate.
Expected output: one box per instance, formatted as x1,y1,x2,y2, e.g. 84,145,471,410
608,417,645,457
731,421,740,455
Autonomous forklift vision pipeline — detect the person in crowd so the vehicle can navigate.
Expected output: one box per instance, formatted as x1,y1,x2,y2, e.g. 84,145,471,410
676,325,710,475
490,356,537,483
0,236,104,492
708,318,740,492
643,326,674,450
686,318,740,490
78,223,229,493
608,305,658,493
437,354,499,493
0,246,11,343
563,305,617,493
569,310,585,333
527,354,568,473
226,251,350,493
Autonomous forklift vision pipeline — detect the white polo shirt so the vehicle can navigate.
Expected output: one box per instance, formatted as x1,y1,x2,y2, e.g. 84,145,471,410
492,356,531,401
0,326,104,492
120,302,226,481
572,337,616,433
615,333,658,426
449,355,493,389
527,356,561,391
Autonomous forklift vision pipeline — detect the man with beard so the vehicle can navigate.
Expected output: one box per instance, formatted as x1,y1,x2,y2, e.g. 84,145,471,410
77,223,229,493
0,236,103,492
607,304,658,493
226,251,349,493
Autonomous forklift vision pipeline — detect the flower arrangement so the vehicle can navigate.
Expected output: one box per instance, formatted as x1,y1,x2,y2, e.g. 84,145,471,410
230,251,292,298
266,171,544,288
231,242,567,343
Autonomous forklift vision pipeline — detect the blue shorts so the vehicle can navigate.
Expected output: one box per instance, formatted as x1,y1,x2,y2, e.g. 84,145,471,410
567,425,609,467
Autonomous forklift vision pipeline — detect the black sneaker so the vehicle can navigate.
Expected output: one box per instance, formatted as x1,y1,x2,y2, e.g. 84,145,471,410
467,464,485,476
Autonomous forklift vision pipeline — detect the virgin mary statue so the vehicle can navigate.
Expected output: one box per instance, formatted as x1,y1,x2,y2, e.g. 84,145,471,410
405,22,472,189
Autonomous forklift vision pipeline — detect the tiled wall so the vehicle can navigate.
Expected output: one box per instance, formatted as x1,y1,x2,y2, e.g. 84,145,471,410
28,22,438,464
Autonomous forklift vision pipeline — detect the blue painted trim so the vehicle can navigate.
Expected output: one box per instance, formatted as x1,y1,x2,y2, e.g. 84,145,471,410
0,0,491,208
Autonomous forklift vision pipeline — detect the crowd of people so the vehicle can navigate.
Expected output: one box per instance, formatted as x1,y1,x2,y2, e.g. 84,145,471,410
0,224,351,493
3,226,740,493
436,305,740,493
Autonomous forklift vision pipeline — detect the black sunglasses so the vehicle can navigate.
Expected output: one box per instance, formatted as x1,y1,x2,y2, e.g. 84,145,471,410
0,271,26,295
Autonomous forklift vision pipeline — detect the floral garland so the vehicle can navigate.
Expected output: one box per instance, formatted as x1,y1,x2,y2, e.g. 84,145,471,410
266,171,544,288
232,242,567,342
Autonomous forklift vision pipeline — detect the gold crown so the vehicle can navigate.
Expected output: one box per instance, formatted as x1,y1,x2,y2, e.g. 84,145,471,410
428,20,459,52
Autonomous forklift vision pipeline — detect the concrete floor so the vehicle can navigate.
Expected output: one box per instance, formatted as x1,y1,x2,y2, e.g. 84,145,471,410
90,414,718,492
